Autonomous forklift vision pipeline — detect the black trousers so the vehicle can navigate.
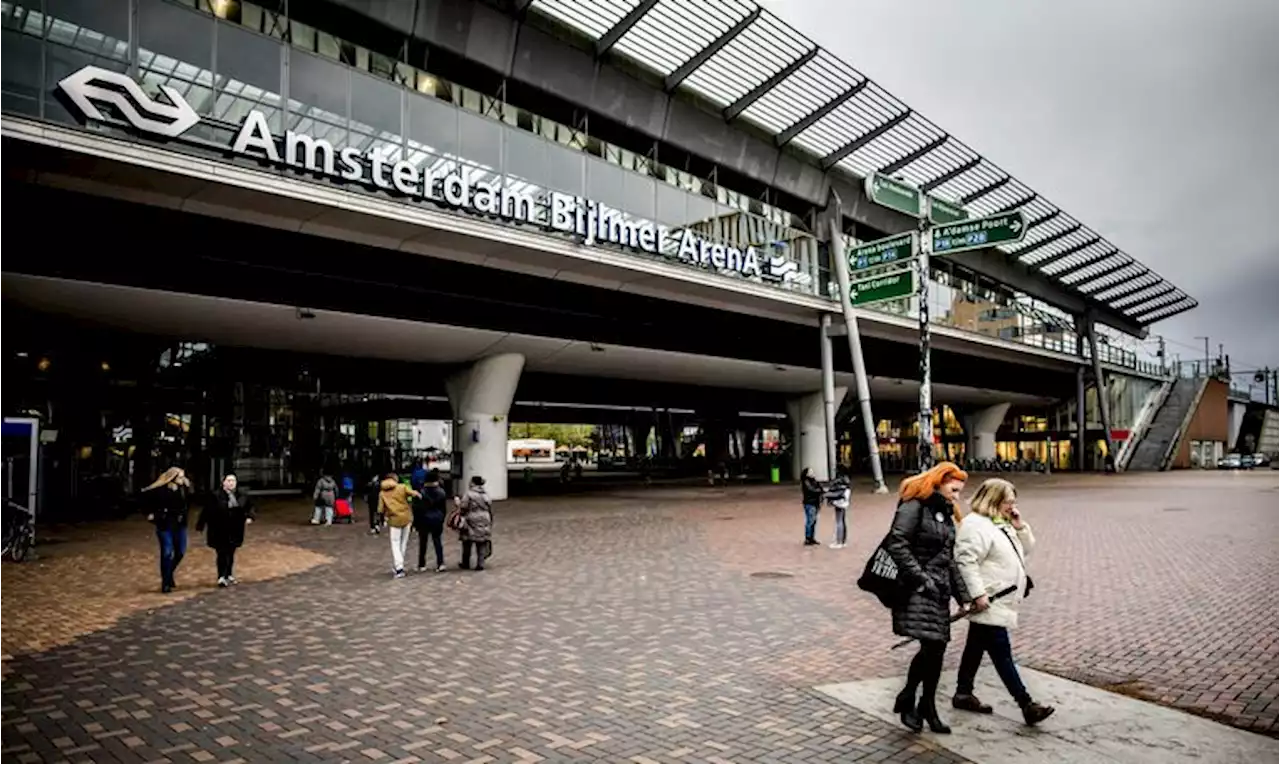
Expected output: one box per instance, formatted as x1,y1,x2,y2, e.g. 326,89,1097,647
416,519,445,568
367,493,381,530
461,540,491,569
215,545,237,579
900,638,947,709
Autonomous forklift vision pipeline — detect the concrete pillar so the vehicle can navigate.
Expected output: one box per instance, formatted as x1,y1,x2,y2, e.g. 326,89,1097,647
965,402,1011,461
787,387,847,481
445,354,524,501
629,424,652,458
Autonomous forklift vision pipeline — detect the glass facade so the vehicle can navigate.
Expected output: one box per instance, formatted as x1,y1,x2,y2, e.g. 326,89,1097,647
1,0,1162,373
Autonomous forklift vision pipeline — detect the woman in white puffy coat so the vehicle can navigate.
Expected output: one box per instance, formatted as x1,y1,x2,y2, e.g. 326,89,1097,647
951,478,1054,726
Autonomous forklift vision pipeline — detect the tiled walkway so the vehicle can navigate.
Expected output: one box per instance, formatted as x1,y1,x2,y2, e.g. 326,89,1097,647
1,471,1275,763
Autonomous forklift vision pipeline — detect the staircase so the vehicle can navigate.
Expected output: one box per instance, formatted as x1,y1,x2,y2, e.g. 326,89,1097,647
1126,377,1206,471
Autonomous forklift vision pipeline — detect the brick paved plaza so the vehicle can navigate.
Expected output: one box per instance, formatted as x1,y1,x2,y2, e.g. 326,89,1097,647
2,471,1275,763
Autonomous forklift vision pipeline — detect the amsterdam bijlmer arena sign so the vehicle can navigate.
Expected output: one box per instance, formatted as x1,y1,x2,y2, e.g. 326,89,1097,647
59,66,767,280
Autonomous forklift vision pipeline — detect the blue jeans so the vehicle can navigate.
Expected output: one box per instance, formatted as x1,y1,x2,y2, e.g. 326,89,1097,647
803,503,818,541
156,526,188,588
956,622,1031,706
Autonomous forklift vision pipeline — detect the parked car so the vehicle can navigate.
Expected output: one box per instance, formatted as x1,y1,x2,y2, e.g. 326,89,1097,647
1240,454,1258,469
1252,453,1272,468
1217,454,1243,470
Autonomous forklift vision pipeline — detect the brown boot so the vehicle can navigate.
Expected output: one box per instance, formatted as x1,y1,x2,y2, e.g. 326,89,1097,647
1022,701,1055,726
952,694,993,714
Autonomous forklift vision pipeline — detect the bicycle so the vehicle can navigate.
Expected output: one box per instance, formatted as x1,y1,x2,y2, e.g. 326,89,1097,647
3,501,34,562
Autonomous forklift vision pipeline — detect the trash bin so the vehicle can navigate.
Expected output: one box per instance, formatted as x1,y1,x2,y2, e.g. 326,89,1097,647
770,465,780,484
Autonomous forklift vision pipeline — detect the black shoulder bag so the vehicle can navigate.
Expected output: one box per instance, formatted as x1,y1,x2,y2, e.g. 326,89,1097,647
857,502,924,608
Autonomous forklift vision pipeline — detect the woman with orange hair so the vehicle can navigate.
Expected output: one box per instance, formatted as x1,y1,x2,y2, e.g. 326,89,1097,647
884,461,971,734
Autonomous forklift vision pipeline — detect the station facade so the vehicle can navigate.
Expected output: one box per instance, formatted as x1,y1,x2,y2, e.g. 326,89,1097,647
2,0,1196,513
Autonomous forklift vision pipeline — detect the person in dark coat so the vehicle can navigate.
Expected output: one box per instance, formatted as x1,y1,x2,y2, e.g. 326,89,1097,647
884,461,971,734
455,475,493,571
800,468,824,545
413,469,449,572
141,466,193,594
196,474,255,587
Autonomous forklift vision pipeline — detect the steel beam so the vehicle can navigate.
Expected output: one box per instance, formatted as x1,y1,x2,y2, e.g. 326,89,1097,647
1096,279,1163,304
665,8,762,92
776,80,866,146
1130,291,1186,319
878,135,948,175
821,110,910,168
595,0,659,57
1033,236,1103,270
1136,299,1195,323
1116,284,1177,310
1007,223,1082,260
920,157,980,192
1068,258,1133,287
1054,247,1120,278
959,175,1011,205
1026,209,1062,231
992,192,1036,214
723,48,818,120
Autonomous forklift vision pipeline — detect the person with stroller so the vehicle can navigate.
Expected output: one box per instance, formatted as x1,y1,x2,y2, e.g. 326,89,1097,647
379,473,420,578
141,466,193,593
311,470,338,525
455,475,492,571
196,473,255,587
413,469,448,572
951,478,1054,725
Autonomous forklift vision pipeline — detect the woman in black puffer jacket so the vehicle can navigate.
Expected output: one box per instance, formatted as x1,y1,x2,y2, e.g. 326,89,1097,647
884,461,971,735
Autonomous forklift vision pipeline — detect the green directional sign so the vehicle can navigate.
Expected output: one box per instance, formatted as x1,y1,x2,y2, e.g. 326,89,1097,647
929,210,1028,255
850,268,915,307
848,232,917,274
864,172,923,218
927,196,968,225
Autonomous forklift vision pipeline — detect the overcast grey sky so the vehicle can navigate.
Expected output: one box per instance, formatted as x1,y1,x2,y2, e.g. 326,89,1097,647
774,0,1278,377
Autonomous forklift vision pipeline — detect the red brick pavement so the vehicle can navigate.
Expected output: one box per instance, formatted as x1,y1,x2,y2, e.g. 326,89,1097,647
0,471,1273,764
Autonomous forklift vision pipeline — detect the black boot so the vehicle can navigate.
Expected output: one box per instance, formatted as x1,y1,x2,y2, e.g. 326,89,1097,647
894,688,922,732
1021,700,1055,726
918,697,951,734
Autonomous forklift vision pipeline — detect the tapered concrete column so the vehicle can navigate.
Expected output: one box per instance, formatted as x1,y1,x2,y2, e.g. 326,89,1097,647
787,387,848,481
965,402,1011,461
445,354,524,501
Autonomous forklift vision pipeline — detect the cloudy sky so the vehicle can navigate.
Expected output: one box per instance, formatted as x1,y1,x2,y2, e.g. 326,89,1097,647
774,0,1278,381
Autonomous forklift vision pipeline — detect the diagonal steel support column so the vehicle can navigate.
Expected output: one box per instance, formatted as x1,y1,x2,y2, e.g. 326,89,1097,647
827,192,887,493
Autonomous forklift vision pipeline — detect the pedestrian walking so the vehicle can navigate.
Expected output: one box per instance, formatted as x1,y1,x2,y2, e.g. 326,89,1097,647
196,474,255,587
141,466,193,594
951,478,1054,725
413,469,448,572
379,473,420,578
884,461,971,734
455,475,492,571
800,467,823,546
826,472,851,549
366,471,384,535
410,458,429,492
311,471,338,525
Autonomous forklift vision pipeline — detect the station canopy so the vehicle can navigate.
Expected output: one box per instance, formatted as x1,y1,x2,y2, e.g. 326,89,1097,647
527,0,1197,327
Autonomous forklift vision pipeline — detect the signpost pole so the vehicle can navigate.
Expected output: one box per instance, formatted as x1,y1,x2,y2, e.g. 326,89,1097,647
916,218,934,473
826,194,888,493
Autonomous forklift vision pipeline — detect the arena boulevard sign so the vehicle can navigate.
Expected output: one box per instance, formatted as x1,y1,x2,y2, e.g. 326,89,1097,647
57,66,764,279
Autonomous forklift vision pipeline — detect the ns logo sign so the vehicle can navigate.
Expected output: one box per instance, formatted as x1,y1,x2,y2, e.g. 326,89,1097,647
57,65,199,138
